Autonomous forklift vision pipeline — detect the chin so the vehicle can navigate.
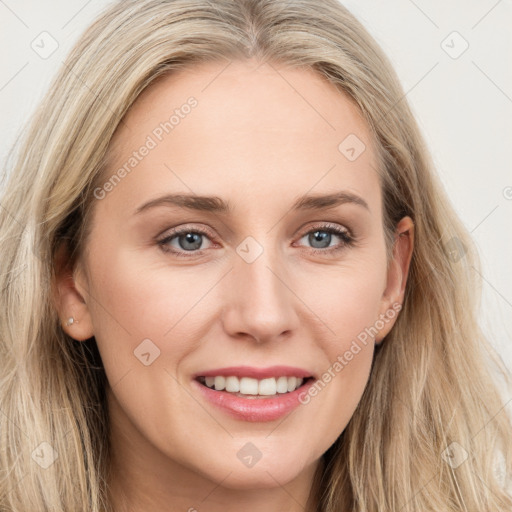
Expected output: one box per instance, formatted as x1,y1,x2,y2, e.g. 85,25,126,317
215,465,305,490
196,445,315,490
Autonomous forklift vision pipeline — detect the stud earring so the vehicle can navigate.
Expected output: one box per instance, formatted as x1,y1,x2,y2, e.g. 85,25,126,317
65,316,78,326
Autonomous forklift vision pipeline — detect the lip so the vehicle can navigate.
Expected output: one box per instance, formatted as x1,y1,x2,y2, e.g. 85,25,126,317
191,368,316,422
193,365,314,380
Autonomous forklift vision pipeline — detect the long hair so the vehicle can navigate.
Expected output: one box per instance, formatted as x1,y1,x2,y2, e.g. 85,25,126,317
1,1,511,510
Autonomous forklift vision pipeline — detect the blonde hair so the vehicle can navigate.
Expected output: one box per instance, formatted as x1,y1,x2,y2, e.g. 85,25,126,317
1,0,511,510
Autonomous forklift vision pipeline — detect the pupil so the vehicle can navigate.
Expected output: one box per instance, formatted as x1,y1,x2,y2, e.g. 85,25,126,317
309,231,331,249
179,233,202,251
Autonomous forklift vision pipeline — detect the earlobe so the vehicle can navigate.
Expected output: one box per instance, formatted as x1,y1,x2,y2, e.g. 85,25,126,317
376,216,415,343
53,243,95,341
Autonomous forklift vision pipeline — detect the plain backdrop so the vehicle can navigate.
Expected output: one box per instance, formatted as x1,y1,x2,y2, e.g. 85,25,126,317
1,1,511,390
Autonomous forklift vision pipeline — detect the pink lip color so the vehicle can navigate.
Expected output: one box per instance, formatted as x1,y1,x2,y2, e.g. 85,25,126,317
192,368,315,422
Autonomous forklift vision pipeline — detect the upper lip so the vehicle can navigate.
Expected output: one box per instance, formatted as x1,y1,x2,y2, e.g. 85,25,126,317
193,365,314,380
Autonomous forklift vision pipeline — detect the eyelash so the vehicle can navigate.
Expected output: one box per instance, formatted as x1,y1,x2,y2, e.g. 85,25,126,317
156,223,355,258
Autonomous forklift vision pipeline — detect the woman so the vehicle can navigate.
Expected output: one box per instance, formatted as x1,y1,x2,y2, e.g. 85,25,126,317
0,0,510,510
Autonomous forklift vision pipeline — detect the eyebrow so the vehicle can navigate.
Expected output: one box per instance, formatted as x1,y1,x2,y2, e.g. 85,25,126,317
134,190,369,215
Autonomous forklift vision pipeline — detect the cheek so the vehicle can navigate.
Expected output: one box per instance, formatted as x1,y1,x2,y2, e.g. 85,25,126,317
88,244,206,339
293,254,388,343
82,245,200,394
294,255,387,421
83,248,215,458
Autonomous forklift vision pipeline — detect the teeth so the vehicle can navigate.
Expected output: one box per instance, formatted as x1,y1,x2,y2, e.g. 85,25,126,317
214,376,225,390
240,377,259,395
258,377,276,395
201,375,306,396
276,376,288,393
225,376,240,392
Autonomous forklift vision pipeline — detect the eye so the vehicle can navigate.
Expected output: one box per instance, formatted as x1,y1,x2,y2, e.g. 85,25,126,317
296,223,355,254
157,226,215,256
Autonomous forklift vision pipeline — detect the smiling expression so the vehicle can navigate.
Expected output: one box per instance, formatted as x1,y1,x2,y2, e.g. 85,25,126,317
58,58,412,492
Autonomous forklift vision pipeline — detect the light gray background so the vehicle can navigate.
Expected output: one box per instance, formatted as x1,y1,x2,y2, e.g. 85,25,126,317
1,1,511,383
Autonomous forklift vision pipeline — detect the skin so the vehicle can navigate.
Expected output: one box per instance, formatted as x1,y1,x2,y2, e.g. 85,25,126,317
54,58,414,512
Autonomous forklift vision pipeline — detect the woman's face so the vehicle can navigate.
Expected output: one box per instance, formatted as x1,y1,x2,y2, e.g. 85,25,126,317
57,59,412,498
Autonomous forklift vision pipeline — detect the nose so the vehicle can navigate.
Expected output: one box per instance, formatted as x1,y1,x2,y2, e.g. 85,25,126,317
221,246,300,344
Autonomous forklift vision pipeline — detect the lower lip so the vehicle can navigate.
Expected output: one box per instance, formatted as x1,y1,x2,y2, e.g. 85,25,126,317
192,378,315,422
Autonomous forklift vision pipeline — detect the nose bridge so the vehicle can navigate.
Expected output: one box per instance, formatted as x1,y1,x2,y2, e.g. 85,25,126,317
222,238,299,342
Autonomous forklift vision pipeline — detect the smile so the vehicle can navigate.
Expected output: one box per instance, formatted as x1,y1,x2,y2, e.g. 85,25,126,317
197,375,307,397
192,366,316,422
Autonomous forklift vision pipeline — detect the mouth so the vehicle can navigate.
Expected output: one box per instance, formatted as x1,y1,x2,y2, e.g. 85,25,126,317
191,366,316,422
195,375,314,399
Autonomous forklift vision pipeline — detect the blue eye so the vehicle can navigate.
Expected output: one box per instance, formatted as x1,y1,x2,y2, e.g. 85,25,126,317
156,223,355,258
157,228,213,255
296,225,354,254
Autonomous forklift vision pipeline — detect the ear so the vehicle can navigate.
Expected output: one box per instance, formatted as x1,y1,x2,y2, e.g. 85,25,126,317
375,216,414,344
52,243,95,341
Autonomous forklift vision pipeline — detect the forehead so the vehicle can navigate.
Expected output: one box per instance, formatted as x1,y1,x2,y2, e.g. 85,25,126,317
101,59,381,217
